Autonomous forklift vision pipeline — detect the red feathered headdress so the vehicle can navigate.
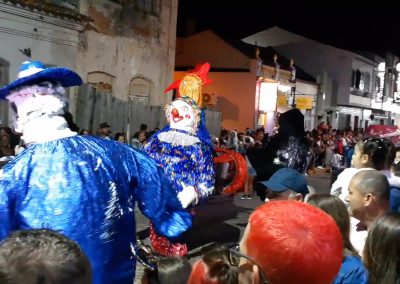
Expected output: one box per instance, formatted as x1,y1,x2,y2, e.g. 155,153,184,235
164,62,212,106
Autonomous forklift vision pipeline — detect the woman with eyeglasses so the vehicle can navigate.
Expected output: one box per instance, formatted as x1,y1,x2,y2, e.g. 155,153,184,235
187,245,238,284
307,194,368,284
363,213,400,284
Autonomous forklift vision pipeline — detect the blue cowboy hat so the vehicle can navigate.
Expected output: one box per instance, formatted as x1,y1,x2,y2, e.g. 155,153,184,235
0,61,82,99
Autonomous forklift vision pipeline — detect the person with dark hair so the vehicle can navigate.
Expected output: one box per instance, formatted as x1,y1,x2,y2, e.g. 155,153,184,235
356,138,395,171
0,229,91,284
364,213,400,284
346,170,390,253
247,109,309,193
79,129,89,136
97,122,111,139
131,130,146,149
114,132,127,143
187,245,238,284
331,138,394,202
140,124,148,132
63,111,79,133
0,133,14,158
0,126,19,150
132,124,148,142
238,201,343,284
141,256,192,284
307,194,368,284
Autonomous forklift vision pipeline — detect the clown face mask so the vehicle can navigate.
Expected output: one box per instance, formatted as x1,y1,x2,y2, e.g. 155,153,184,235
167,99,198,133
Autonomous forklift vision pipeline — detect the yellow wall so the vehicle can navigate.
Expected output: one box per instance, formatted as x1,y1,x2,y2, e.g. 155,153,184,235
174,70,257,132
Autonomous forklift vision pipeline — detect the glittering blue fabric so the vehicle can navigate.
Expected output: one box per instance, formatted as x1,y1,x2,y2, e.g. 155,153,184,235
144,128,215,200
0,135,192,284
197,110,212,147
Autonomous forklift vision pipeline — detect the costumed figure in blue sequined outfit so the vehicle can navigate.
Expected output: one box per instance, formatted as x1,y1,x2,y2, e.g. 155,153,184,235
0,61,192,284
144,63,215,256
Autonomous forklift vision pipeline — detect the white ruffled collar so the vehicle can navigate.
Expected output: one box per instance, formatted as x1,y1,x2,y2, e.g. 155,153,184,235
157,130,200,146
22,116,77,144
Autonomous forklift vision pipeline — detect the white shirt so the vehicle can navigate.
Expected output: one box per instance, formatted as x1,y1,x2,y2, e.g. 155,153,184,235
349,217,368,256
331,167,375,202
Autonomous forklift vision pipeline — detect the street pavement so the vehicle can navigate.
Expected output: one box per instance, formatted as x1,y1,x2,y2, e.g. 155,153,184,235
134,173,331,283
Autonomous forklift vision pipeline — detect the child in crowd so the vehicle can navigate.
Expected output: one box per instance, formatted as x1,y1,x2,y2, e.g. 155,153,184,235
331,148,345,185
331,138,393,202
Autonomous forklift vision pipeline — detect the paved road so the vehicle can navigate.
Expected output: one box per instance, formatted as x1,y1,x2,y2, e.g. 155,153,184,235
134,173,331,282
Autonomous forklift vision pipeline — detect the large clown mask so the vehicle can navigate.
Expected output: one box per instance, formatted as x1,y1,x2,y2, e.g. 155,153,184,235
167,98,200,133
6,83,66,134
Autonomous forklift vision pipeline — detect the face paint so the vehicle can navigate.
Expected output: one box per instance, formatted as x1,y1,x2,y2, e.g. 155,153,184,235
169,100,196,132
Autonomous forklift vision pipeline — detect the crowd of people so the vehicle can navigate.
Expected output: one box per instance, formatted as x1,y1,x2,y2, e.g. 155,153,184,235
2,114,400,284
1,61,400,284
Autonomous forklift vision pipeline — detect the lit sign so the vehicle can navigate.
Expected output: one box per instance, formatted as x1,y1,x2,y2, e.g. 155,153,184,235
295,96,313,109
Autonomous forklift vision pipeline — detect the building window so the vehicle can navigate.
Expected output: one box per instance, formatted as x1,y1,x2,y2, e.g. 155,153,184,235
355,70,361,89
351,69,356,88
87,71,116,93
129,76,152,104
364,72,370,93
359,72,365,91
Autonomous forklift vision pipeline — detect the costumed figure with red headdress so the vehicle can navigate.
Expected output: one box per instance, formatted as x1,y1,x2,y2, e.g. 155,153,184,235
144,63,215,256
0,61,192,284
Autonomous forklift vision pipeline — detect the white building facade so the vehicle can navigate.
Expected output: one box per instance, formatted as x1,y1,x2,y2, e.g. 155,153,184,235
243,27,399,130
0,0,178,127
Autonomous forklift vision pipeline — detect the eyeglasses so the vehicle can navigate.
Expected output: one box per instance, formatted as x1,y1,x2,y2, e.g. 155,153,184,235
228,245,269,284
131,241,158,271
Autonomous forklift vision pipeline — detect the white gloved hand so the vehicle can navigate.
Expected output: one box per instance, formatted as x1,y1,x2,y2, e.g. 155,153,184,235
178,182,198,209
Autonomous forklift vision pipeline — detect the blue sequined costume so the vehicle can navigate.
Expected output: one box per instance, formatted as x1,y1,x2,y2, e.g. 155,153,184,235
144,128,215,200
0,135,192,284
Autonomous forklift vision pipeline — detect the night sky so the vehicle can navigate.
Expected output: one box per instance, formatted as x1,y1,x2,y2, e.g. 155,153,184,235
177,1,400,55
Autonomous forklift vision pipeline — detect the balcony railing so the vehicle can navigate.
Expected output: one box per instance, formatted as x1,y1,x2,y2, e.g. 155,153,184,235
261,65,293,84
350,87,372,98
